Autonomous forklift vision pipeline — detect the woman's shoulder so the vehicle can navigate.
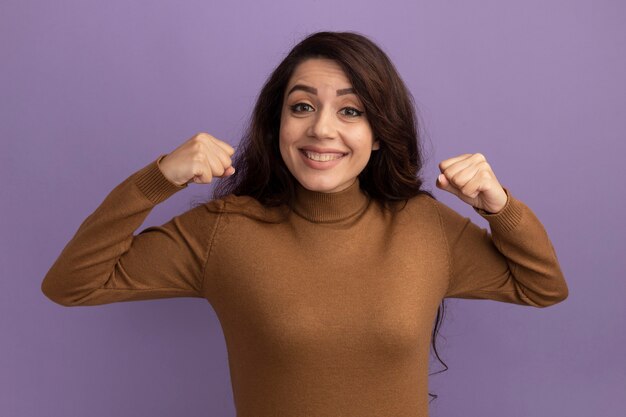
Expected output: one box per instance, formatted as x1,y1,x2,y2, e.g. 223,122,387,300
400,192,470,226
201,193,289,223
372,191,441,225
388,191,439,213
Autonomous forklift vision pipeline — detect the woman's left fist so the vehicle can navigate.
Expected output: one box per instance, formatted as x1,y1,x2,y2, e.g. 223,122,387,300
436,153,508,214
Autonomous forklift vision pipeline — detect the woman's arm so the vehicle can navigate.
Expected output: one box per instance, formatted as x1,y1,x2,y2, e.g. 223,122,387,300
435,187,569,307
41,155,221,306
433,152,568,307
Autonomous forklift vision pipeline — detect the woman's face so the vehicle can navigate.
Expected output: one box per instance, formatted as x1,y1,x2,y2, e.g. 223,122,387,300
279,58,379,193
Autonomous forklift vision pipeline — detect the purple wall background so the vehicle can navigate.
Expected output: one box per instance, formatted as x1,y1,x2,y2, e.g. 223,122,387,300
2,0,624,416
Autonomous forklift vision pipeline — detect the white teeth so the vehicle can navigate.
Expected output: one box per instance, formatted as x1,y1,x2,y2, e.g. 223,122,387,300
303,151,345,162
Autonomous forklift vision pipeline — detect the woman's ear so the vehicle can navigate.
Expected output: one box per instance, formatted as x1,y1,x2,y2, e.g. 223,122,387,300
372,139,380,150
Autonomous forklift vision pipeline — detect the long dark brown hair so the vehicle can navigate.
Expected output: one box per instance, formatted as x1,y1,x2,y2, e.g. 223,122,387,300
212,30,448,402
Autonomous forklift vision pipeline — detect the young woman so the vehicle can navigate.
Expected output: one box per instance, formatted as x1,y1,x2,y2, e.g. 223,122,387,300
42,31,568,416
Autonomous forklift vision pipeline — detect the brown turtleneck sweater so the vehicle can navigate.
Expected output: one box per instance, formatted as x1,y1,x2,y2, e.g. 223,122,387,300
42,154,568,417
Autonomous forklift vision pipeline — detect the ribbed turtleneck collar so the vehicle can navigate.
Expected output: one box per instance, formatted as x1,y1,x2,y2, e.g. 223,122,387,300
293,178,370,223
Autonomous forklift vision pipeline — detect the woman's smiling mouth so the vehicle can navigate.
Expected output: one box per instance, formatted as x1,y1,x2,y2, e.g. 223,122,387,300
301,149,346,162
298,148,348,170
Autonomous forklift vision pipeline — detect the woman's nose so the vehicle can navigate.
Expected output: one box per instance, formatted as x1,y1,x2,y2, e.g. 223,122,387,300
308,107,337,140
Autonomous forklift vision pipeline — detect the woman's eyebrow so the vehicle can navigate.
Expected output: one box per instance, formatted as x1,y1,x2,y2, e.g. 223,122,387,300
287,84,355,96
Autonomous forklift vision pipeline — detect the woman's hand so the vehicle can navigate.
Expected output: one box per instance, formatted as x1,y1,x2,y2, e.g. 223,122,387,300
158,132,236,186
436,153,508,214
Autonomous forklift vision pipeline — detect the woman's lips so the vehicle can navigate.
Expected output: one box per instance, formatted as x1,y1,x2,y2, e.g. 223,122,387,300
301,150,345,161
298,149,347,170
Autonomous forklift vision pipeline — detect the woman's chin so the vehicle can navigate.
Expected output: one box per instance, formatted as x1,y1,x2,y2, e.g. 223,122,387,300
295,175,352,194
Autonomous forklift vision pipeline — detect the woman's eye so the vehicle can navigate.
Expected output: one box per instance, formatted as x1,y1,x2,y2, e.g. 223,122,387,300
340,107,364,118
290,103,314,113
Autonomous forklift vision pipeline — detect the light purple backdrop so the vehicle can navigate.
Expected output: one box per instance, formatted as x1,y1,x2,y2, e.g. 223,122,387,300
2,0,624,416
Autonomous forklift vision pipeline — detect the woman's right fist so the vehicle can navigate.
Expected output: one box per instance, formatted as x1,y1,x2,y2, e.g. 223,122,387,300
158,133,236,186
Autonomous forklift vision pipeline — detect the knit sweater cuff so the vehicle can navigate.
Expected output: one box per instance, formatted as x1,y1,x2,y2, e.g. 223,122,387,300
134,154,188,205
472,186,523,233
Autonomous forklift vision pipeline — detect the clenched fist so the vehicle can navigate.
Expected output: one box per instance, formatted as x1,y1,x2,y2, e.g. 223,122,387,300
158,133,236,186
436,153,508,214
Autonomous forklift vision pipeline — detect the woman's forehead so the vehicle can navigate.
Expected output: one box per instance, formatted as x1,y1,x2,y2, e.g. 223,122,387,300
289,59,350,86
285,58,356,99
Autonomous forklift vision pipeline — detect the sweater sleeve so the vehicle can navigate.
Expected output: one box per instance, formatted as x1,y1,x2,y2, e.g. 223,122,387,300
41,154,221,307
435,187,569,307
